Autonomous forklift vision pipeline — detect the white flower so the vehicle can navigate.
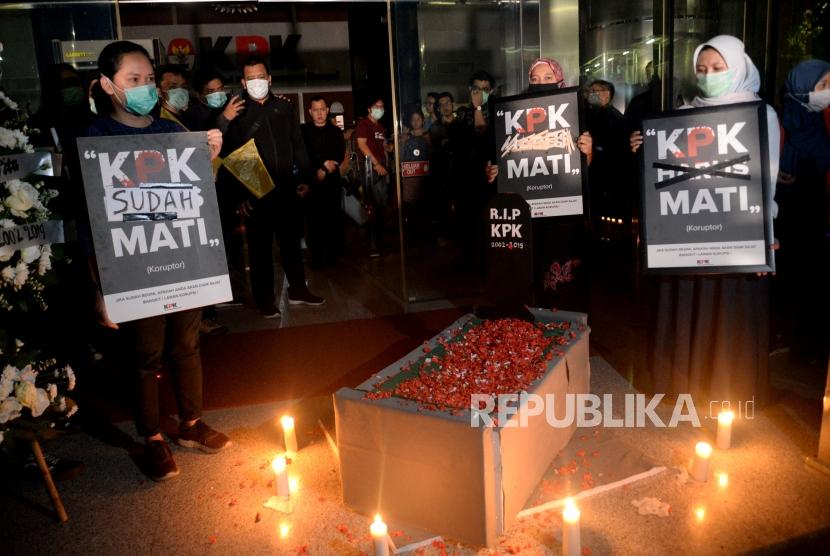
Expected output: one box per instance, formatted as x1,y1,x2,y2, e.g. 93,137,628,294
1,265,14,283
66,404,78,418
0,377,14,400
14,381,37,409
13,260,29,288
4,180,40,218
31,388,50,417
38,246,52,276
65,366,76,391
0,246,14,262
15,339,23,348
0,91,18,110
0,127,14,149
46,383,58,400
21,245,40,264
0,397,23,424
17,364,36,383
0,219,15,229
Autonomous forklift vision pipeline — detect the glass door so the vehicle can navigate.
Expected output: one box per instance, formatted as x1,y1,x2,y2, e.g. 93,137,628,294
389,0,540,305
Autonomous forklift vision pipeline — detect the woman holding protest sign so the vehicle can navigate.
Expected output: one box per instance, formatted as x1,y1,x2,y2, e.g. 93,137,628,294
82,41,229,481
776,59,830,365
630,35,780,406
486,57,594,312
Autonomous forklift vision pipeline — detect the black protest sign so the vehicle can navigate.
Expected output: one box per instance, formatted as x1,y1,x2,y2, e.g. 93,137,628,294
77,132,232,323
480,193,534,318
640,102,774,274
492,87,585,218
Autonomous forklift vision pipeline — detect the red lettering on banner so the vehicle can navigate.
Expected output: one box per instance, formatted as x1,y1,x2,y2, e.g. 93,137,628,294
687,127,715,158
135,151,166,184
526,107,547,133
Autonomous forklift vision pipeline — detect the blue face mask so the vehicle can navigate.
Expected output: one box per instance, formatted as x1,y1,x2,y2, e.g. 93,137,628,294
112,81,158,116
165,87,189,111
205,91,227,109
696,70,733,98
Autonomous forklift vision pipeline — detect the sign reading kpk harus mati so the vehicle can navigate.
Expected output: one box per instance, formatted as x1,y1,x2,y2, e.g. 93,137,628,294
77,132,231,323
640,102,774,273
493,88,585,218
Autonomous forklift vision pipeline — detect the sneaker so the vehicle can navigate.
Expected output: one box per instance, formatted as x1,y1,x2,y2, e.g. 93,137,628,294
199,318,228,336
23,453,85,482
177,420,231,453
258,305,281,319
288,290,326,306
145,440,179,481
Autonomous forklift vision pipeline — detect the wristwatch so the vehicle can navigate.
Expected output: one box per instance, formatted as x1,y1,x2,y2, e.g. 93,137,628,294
475,105,483,111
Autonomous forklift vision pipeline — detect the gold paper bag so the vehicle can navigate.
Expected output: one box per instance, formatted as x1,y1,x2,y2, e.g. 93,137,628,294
221,138,276,199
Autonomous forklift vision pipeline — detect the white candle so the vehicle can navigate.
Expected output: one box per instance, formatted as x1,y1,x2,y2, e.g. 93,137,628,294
271,456,290,499
370,514,390,556
281,415,299,453
716,410,733,450
690,442,712,482
562,498,581,556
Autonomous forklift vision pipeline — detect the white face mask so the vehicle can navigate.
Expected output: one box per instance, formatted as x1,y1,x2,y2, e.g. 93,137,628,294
245,78,270,100
806,89,830,112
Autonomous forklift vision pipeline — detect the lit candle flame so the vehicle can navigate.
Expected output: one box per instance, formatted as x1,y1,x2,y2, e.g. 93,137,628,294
695,441,712,458
271,455,287,474
370,514,388,536
716,472,729,488
563,497,580,523
281,415,295,429
694,506,706,522
718,411,734,425
279,522,290,539
271,456,286,473
289,476,299,494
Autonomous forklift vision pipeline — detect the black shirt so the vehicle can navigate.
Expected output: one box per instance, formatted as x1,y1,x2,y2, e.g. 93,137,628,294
221,94,311,189
300,121,345,174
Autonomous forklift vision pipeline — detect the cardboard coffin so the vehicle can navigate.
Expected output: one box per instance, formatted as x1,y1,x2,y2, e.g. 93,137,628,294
333,309,591,546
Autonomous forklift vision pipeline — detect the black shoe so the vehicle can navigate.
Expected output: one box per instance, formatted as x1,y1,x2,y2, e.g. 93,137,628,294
258,305,281,319
144,440,179,481
23,453,85,482
177,420,231,453
287,290,326,306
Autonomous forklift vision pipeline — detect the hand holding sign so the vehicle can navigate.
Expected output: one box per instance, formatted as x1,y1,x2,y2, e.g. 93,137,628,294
630,130,644,153
206,129,223,161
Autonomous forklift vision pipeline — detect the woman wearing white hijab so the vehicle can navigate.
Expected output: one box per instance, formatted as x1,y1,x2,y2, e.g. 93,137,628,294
631,35,779,406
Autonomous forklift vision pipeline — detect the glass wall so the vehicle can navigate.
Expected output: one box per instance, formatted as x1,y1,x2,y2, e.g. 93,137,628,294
0,1,118,114
390,0,540,305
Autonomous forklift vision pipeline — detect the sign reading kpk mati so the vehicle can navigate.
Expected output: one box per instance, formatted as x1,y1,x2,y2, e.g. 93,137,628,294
493,88,585,218
77,132,231,323
640,102,775,273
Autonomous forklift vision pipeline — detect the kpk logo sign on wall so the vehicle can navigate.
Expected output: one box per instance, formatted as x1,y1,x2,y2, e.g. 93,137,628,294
77,132,232,323
639,102,775,274
124,21,349,79
492,88,585,218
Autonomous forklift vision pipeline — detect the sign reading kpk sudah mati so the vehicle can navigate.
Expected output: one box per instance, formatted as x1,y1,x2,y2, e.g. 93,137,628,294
493,88,585,218
640,102,775,274
77,132,231,323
